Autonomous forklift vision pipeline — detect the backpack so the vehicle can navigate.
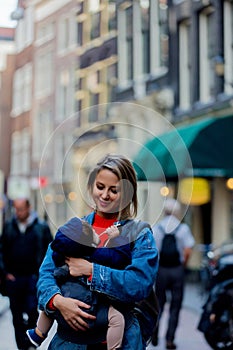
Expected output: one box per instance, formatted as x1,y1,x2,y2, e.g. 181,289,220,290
121,220,159,344
159,226,181,267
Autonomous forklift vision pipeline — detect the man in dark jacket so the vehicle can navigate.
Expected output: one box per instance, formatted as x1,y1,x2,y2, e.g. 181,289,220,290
0,198,53,350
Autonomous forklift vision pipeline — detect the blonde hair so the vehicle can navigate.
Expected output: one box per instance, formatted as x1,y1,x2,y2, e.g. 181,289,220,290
87,154,138,220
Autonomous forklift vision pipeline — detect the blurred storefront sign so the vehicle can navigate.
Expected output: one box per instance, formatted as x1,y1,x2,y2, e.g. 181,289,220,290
30,177,48,189
178,177,211,205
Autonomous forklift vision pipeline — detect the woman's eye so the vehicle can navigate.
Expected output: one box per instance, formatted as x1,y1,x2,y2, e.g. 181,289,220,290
96,184,104,190
111,188,120,194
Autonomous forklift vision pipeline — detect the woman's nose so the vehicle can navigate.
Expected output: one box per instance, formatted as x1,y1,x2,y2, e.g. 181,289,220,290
101,189,110,199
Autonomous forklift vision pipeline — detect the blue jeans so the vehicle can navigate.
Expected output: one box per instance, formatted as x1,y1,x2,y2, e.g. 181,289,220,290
48,312,145,350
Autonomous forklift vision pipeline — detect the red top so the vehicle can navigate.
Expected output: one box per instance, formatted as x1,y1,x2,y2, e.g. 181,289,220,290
93,213,117,247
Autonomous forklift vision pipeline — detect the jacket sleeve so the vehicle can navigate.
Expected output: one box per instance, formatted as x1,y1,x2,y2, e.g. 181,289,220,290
42,223,53,252
91,226,158,303
92,237,131,269
0,233,5,279
37,244,62,313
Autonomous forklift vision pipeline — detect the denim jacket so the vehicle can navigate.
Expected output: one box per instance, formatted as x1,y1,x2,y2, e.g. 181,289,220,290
37,212,158,349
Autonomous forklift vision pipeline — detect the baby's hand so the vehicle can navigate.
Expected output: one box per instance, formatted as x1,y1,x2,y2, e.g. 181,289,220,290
105,225,120,239
209,313,216,323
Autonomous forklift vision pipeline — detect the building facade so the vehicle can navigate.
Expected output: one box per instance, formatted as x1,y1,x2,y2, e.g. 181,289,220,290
0,27,15,227
1,0,232,271
112,0,233,270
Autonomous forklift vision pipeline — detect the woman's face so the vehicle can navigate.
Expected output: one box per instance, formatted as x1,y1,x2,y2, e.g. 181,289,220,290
92,168,121,218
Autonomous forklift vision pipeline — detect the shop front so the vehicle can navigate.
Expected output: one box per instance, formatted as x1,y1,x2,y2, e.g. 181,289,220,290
133,115,233,258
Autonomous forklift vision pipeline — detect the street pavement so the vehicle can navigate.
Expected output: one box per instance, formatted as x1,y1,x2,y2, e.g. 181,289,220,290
147,282,212,350
0,283,212,350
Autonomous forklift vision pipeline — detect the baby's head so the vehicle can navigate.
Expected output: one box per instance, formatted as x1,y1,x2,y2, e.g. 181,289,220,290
81,220,100,247
56,217,100,249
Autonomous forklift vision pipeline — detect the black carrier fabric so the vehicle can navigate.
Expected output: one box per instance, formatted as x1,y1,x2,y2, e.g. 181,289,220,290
159,227,181,267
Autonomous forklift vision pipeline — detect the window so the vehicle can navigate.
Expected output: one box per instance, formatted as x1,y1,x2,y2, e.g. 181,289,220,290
108,2,117,31
54,133,73,183
90,11,101,39
117,3,134,85
126,6,133,80
77,21,83,46
15,5,34,52
179,20,191,109
87,71,100,122
89,93,99,122
118,0,168,86
10,132,21,176
21,128,30,175
12,64,32,116
223,1,233,95
56,66,75,121
58,15,77,52
32,108,53,162
10,129,30,176
36,21,55,44
24,64,32,111
107,63,117,101
12,70,23,116
35,49,53,97
199,7,215,103
141,1,150,74
150,0,168,74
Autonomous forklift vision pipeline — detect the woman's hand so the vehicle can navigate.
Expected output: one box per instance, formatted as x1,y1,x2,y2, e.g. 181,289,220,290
53,294,96,331
6,273,16,282
65,257,93,277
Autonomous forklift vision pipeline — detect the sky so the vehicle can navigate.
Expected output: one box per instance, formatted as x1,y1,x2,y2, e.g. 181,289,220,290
0,0,18,28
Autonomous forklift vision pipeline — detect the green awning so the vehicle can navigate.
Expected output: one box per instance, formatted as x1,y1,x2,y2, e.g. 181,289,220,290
133,115,233,181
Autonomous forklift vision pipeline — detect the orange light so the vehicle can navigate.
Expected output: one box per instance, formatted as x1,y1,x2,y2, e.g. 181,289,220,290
160,186,170,197
68,191,77,201
226,178,233,190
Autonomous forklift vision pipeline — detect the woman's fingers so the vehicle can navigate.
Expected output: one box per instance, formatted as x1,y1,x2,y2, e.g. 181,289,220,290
69,316,89,331
65,257,93,277
55,296,96,331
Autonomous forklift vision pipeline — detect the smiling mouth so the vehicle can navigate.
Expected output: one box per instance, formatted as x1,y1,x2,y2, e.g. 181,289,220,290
98,200,110,207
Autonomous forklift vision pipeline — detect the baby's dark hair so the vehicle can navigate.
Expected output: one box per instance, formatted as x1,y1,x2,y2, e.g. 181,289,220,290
81,220,94,236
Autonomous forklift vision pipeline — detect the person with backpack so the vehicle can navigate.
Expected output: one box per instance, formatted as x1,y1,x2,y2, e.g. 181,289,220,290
151,198,195,349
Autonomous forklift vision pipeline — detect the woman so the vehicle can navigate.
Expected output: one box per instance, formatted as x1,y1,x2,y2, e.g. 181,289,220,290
37,154,158,350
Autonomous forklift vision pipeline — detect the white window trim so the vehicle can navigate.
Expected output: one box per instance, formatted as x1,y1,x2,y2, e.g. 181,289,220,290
199,12,211,103
179,21,190,109
223,1,233,95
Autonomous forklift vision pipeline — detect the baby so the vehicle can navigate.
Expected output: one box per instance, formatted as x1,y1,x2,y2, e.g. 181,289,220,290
26,217,131,350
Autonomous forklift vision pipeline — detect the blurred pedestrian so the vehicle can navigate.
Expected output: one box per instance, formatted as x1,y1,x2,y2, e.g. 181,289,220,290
0,198,53,350
152,198,195,349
